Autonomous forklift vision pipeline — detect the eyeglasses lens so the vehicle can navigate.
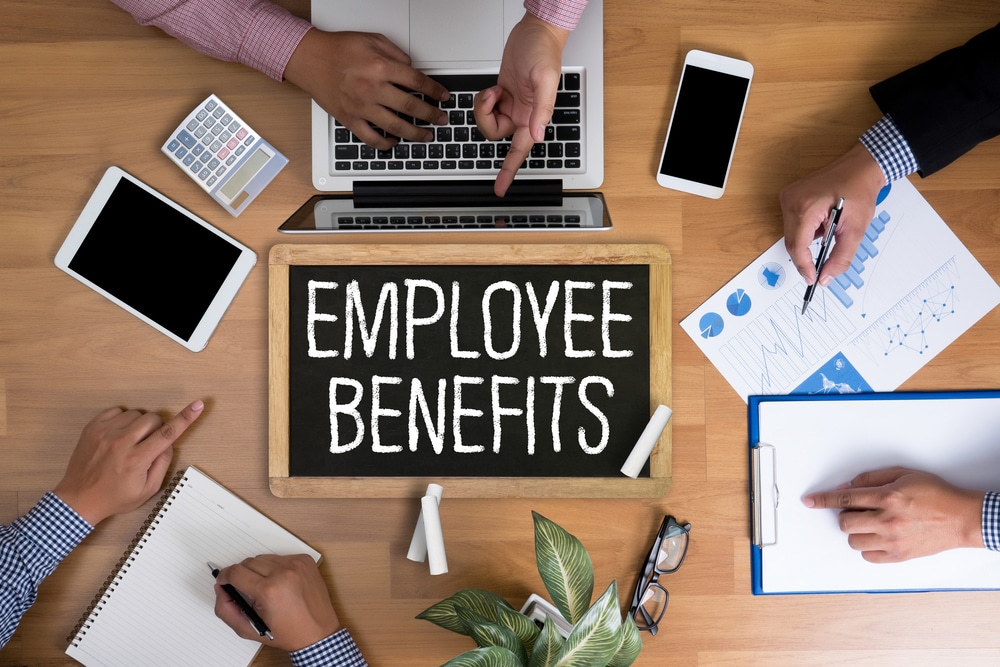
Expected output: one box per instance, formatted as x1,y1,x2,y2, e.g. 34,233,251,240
635,584,668,628
657,530,687,573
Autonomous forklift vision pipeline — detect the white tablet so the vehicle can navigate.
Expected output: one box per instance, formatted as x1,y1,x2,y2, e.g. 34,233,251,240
55,167,257,351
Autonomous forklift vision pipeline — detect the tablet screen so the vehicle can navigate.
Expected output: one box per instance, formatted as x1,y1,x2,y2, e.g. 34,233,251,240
67,178,242,340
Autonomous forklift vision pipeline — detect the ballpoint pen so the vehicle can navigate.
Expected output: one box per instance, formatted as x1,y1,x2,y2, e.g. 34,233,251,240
208,562,274,641
801,197,845,315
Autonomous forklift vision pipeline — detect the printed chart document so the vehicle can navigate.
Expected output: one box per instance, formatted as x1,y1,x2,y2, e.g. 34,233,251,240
682,179,1000,401
66,466,320,667
750,391,1000,594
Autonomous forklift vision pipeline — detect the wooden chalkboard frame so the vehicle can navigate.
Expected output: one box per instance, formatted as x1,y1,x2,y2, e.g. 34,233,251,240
269,244,671,498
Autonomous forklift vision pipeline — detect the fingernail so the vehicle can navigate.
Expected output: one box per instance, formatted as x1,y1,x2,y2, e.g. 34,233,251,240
191,400,204,412
802,496,815,508
440,91,451,103
435,114,448,126
819,274,833,287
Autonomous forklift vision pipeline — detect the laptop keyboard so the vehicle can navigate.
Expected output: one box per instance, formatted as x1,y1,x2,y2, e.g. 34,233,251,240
331,71,584,176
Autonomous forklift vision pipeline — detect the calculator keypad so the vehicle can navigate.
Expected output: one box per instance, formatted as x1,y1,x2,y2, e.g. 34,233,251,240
164,96,257,191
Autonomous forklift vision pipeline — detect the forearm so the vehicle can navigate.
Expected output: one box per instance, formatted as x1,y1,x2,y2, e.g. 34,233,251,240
108,0,312,81
0,493,91,648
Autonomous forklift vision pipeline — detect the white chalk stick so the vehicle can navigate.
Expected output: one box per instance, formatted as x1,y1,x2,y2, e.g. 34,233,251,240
620,405,673,478
421,494,448,575
406,483,444,562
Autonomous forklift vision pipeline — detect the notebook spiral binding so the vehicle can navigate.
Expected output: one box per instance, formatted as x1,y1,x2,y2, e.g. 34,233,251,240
65,470,189,646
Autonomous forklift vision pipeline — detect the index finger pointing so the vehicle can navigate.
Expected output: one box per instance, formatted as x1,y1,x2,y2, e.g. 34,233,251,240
804,485,886,511
137,400,204,460
495,126,533,197
803,489,852,509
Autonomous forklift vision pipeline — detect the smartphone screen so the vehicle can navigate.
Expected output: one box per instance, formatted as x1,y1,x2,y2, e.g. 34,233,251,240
657,52,753,198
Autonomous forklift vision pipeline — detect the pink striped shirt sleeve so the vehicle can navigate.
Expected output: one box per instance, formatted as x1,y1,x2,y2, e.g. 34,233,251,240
109,0,312,81
523,0,588,31
110,0,588,82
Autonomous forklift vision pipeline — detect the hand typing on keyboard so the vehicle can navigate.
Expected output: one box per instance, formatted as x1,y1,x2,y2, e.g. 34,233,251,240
474,13,571,197
285,29,450,150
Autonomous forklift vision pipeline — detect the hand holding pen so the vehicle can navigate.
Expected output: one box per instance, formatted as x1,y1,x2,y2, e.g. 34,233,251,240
780,142,887,289
211,555,343,653
801,197,845,314
209,563,274,640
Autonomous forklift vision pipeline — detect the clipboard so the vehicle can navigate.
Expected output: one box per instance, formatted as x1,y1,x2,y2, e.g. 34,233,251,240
749,390,1000,595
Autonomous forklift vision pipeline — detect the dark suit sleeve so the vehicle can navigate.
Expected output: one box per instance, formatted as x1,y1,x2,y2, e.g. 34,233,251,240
869,22,1000,177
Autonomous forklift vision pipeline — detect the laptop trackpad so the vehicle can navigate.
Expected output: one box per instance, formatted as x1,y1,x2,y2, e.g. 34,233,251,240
409,0,504,63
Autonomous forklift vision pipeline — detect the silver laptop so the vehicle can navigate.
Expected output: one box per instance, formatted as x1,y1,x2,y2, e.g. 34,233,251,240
310,0,604,194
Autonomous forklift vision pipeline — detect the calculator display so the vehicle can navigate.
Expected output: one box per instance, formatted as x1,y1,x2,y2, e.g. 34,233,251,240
220,147,271,202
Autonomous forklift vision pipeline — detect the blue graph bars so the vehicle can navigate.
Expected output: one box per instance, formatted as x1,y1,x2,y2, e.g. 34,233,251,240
827,210,891,309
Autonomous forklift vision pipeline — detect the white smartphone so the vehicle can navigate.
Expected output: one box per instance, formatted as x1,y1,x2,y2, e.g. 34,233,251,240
55,166,257,351
656,50,753,198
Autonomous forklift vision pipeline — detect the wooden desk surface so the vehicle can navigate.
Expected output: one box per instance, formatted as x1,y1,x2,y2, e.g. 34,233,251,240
3,1,1000,665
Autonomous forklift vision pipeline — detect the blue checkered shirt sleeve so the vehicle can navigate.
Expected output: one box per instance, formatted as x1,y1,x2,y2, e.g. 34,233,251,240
982,492,1000,552
291,628,369,667
859,114,920,184
1,492,92,648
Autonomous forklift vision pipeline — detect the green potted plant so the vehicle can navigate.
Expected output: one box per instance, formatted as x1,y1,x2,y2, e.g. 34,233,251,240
417,511,642,667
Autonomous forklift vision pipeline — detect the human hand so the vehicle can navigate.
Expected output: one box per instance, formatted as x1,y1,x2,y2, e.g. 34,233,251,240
803,466,985,563
779,142,887,286
53,400,204,525
284,28,449,149
474,13,569,196
214,554,342,653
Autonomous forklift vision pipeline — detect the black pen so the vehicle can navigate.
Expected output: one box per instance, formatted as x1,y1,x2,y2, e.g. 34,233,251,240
208,562,274,641
801,197,845,315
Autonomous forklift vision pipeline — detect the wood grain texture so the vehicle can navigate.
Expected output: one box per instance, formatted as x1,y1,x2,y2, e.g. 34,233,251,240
3,0,1000,665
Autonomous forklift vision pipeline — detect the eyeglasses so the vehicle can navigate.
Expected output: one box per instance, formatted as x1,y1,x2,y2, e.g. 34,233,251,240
628,515,690,635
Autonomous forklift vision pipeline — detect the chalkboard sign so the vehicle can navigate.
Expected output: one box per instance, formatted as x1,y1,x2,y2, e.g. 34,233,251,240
269,244,672,498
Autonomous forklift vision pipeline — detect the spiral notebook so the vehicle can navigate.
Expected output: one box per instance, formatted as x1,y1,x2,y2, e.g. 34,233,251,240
66,466,321,667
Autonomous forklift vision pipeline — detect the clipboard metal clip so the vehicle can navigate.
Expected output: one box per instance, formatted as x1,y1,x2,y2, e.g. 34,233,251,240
752,443,779,547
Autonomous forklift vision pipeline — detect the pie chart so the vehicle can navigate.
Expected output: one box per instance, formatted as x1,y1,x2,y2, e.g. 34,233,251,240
726,288,751,316
698,312,724,338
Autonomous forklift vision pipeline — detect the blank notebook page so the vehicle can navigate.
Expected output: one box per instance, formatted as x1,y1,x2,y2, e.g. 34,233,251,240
66,466,320,667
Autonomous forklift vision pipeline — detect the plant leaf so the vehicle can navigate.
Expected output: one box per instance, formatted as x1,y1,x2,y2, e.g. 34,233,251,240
532,511,595,624
442,646,524,667
606,614,643,667
495,603,541,654
551,581,622,667
527,616,565,667
457,606,529,664
417,589,514,635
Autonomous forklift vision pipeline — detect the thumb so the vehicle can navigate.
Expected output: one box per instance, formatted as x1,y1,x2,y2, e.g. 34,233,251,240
817,222,868,286
214,583,262,641
527,70,559,142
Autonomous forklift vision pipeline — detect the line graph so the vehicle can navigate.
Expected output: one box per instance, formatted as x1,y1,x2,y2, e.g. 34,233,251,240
851,258,959,363
719,287,857,394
